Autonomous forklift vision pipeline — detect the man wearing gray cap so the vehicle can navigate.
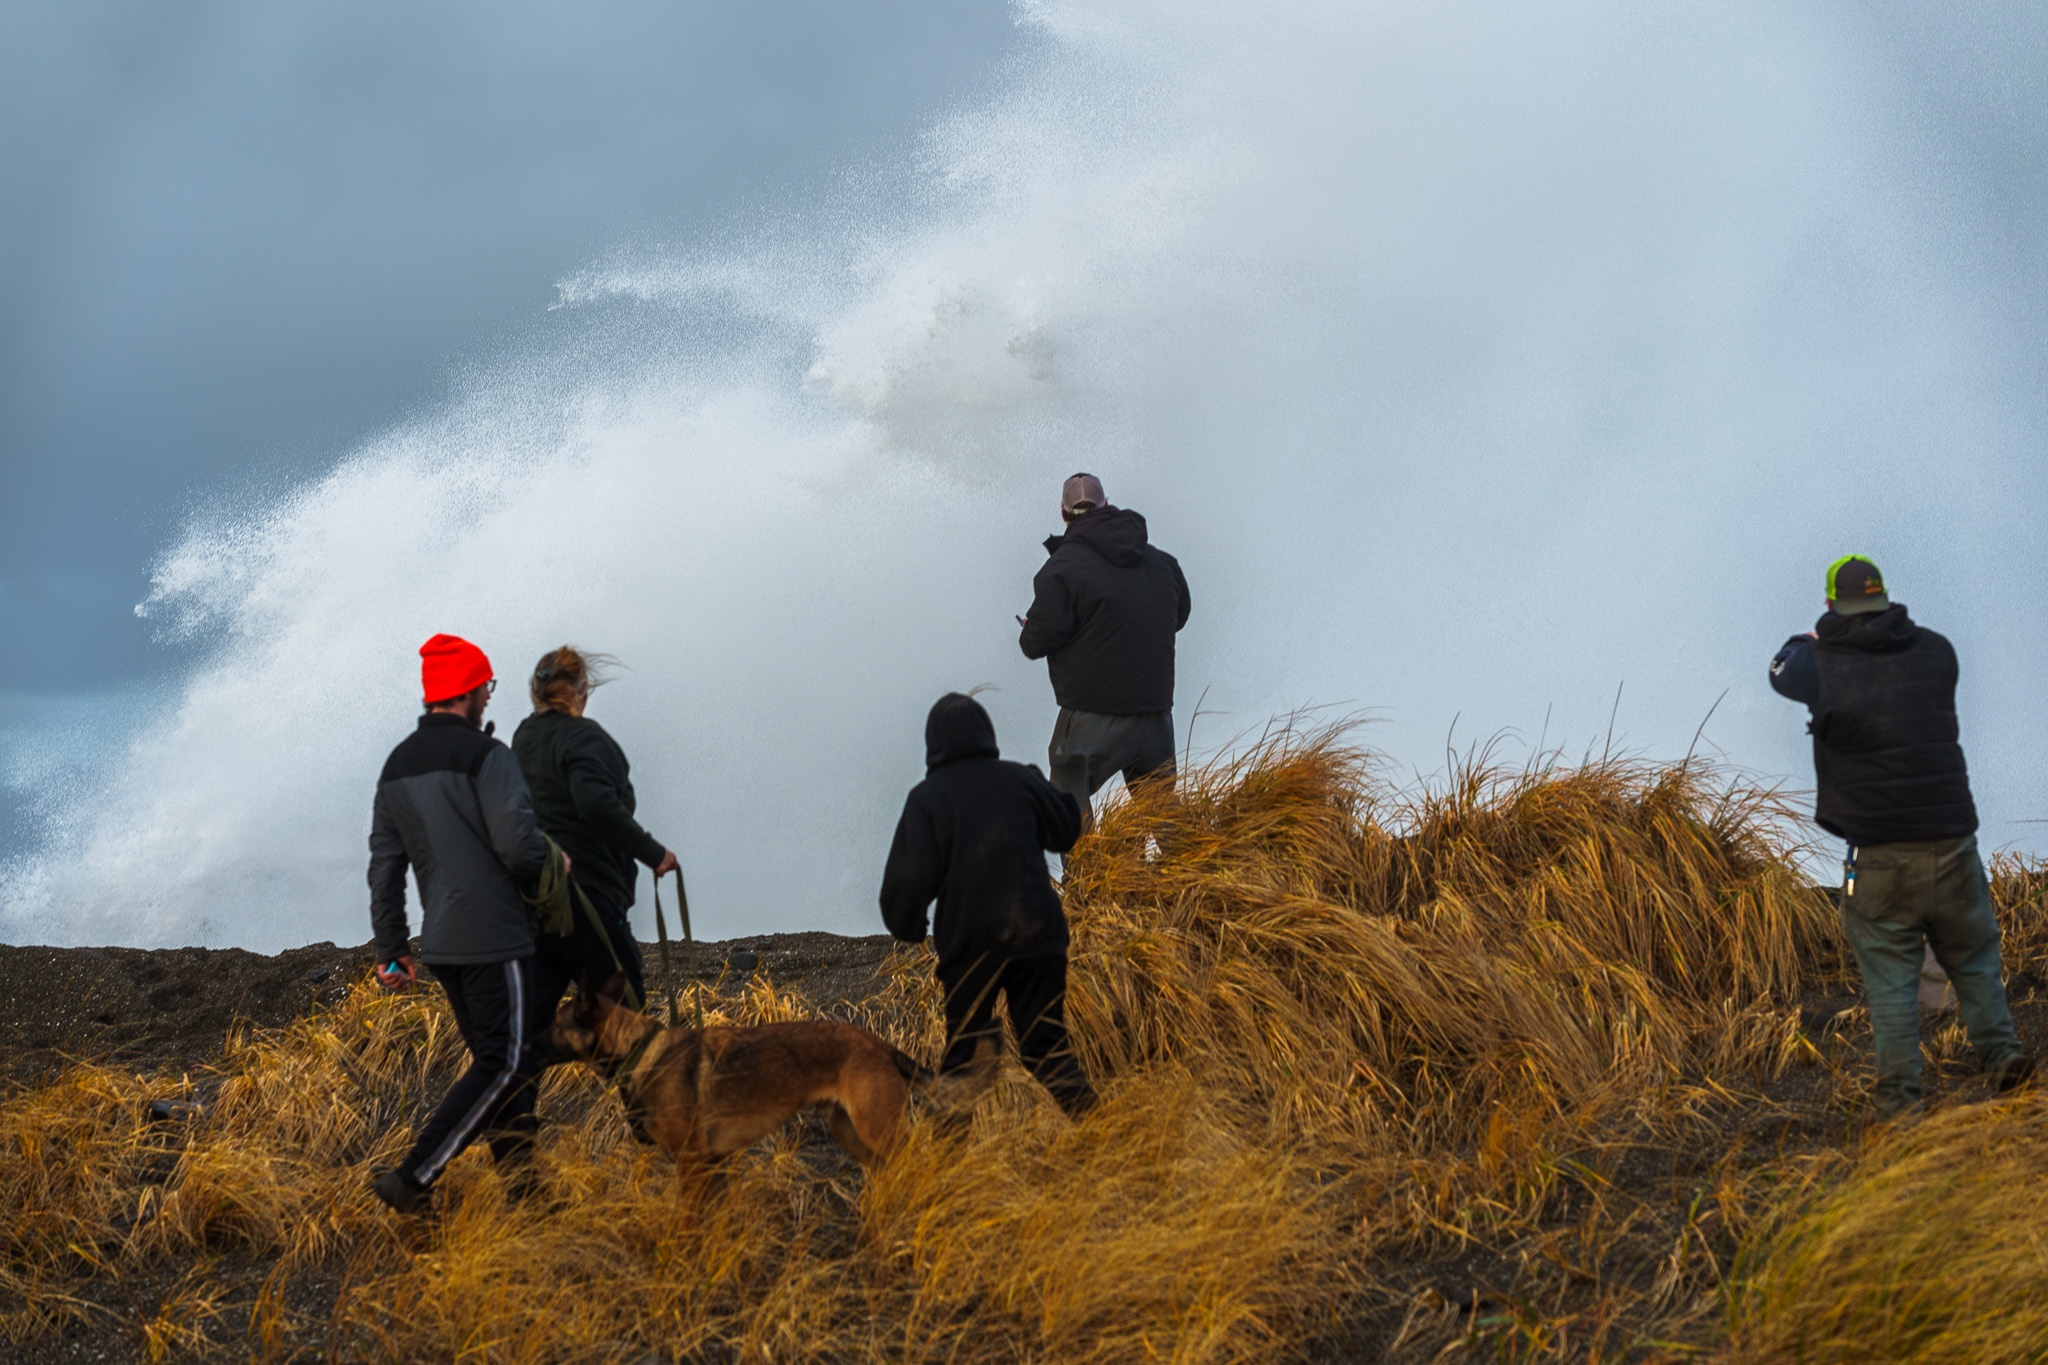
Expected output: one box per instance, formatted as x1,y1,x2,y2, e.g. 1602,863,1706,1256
1769,554,2031,1117
1019,473,1191,830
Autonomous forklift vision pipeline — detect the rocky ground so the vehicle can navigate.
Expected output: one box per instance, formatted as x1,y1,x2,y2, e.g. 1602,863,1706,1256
0,933,899,1093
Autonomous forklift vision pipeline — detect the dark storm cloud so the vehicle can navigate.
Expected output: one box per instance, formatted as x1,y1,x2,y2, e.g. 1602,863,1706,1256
0,0,1017,691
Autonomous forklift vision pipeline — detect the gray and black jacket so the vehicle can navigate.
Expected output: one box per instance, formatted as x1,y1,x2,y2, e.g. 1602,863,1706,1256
369,713,549,967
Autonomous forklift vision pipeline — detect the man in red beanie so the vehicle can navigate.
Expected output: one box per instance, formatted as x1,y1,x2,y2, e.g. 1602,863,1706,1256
366,633,557,1212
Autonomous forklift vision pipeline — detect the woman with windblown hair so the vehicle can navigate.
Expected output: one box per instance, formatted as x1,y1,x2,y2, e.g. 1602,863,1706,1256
511,647,678,1007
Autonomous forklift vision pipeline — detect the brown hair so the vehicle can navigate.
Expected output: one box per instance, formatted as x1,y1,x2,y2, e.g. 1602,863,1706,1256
529,646,616,714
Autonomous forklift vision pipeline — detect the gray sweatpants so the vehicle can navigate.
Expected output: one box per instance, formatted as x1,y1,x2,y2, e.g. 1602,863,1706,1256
1048,708,1176,826
1840,834,2024,1114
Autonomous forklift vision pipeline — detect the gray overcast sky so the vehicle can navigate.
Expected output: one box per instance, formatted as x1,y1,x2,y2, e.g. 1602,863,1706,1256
0,0,1018,695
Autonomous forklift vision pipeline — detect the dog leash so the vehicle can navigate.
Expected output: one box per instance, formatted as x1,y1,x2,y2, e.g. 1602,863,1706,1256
526,838,641,1012
651,865,704,1028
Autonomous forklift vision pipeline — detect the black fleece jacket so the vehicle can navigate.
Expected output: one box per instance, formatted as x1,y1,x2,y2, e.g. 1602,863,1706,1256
1019,506,1190,715
1769,603,1976,845
511,710,667,913
879,694,1083,971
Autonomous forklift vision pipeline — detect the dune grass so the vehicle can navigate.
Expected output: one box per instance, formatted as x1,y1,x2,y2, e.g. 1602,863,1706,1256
0,727,2040,1362
1722,1087,2048,1363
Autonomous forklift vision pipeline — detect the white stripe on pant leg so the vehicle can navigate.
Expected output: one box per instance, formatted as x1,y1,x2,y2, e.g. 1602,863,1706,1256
413,959,527,1185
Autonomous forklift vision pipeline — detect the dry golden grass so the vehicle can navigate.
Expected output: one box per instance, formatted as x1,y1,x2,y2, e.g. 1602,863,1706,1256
1,726,2041,1362
1723,1087,2048,1362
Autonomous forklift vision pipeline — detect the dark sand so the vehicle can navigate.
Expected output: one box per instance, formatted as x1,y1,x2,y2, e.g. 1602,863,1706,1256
0,933,898,1091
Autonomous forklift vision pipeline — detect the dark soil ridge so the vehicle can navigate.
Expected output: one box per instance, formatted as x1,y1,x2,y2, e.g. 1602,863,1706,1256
0,932,899,1091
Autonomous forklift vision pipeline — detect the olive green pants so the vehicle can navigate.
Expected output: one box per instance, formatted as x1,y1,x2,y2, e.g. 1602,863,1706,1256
1840,834,2022,1113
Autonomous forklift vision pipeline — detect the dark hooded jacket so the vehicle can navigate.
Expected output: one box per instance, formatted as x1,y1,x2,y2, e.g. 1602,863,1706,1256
1768,603,1977,845
879,694,1084,971
511,709,667,914
1019,506,1190,715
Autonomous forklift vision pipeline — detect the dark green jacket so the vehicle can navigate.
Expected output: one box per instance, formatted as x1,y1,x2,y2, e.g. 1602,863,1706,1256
510,710,666,913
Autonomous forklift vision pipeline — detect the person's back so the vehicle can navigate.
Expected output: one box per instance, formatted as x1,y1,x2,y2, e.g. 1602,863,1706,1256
1769,557,2029,1117
1797,605,1975,845
1021,505,1188,716
1018,473,1191,826
881,695,1080,968
373,712,543,966
512,708,661,910
880,693,1093,1116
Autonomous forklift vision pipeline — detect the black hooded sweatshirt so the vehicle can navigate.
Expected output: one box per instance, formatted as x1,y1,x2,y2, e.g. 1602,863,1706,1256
1768,602,1977,845
879,694,1084,971
511,710,667,914
1019,506,1190,715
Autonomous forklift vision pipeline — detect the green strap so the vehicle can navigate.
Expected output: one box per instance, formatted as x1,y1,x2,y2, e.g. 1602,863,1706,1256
652,865,702,1028
522,837,640,1011
571,876,640,1013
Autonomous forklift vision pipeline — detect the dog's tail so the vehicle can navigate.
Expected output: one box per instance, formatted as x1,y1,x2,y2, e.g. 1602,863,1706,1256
890,1048,936,1086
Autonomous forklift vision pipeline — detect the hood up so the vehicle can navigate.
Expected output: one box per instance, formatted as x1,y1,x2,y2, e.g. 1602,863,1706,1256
925,693,1000,771
1043,506,1149,568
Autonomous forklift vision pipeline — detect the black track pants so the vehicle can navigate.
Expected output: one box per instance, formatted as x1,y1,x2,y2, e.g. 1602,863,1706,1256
401,957,560,1184
938,953,1097,1117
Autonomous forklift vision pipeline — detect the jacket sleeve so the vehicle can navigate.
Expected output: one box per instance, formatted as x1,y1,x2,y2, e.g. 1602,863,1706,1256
367,787,412,963
477,744,550,882
1024,763,1084,855
563,733,667,867
1769,635,1820,707
878,790,943,943
1163,549,1191,631
1018,559,1078,661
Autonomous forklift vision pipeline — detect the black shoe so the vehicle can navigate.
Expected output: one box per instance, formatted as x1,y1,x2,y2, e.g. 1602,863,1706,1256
371,1168,432,1214
1990,1052,2036,1093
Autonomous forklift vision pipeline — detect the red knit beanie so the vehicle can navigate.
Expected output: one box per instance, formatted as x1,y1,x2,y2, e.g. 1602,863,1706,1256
419,633,493,705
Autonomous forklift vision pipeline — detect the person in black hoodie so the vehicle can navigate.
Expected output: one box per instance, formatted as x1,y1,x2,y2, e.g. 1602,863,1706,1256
511,647,679,1010
1770,556,2031,1116
1019,473,1191,829
880,692,1095,1116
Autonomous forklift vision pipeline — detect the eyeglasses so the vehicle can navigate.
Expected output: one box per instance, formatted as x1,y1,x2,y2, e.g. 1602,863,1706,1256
484,679,498,697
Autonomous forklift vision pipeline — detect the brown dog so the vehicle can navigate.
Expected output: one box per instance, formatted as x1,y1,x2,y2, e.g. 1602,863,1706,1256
544,980,928,1167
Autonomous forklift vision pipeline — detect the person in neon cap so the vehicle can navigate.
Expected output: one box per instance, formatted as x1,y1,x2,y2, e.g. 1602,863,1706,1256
1770,557,2031,1117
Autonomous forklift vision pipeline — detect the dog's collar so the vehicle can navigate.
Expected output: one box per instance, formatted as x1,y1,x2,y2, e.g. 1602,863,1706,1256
608,1024,664,1096
608,1024,667,1145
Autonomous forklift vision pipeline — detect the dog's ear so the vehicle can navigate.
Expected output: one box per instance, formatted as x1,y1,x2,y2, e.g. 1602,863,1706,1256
597,972,630,1005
